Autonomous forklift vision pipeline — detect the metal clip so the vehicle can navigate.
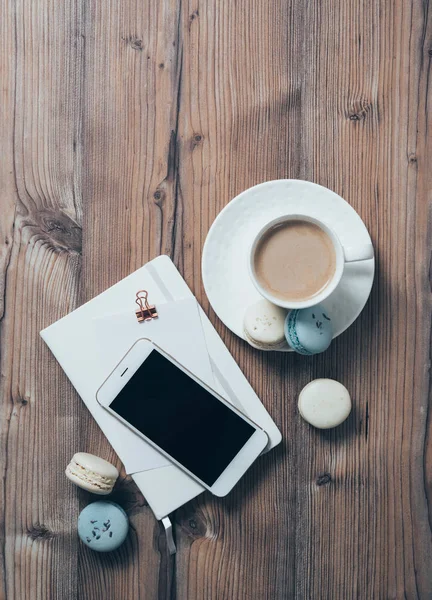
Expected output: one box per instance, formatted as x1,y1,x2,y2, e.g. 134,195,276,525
135,290,158,322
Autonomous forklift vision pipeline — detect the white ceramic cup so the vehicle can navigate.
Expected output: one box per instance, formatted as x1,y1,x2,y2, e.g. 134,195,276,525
249,214,374,309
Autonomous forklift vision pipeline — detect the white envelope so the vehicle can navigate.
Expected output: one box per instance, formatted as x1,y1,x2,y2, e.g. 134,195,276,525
41,255,281,519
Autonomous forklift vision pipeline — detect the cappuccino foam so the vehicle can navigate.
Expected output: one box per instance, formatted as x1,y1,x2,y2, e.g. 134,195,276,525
254,220,336,301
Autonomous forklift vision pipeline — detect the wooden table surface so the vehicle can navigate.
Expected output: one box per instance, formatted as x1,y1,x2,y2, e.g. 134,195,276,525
1,0,431,598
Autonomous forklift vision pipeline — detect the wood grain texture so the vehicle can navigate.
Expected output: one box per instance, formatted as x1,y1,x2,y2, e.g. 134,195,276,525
0,0,431,599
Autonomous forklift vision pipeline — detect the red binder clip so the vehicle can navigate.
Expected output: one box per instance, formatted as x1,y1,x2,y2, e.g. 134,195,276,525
135,290,158,322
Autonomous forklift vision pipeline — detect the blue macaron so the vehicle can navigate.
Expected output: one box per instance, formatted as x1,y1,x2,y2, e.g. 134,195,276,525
78,501,129,552
284,305,333,355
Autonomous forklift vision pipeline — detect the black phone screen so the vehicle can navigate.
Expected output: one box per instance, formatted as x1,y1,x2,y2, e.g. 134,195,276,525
109,349,255,486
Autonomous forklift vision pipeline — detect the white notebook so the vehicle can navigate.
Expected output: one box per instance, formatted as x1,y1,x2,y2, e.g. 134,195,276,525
40,255,281,520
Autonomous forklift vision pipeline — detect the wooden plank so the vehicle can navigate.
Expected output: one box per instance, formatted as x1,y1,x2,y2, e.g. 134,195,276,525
0,0,84,598
296,2,432,598
0,1,18,597
175,2,304,599
77,1,181,598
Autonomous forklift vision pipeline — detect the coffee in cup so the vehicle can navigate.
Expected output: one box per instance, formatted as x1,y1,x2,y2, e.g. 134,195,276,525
253,220,336,302
249,214,374,309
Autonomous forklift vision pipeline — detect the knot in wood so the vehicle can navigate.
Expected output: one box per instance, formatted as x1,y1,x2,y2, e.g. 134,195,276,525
153,189,165,206
191,133,204,150
35,209,82,254
127,36,143,51
27,523,54,541
316,473,332,486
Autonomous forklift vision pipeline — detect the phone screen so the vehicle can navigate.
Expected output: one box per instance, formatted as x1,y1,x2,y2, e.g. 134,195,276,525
109,350,255,485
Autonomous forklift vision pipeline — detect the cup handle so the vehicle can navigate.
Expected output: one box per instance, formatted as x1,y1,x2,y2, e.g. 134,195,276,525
343,243,374,263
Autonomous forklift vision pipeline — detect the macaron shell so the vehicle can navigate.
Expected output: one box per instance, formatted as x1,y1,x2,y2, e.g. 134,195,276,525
65,453,119,494
285,305,333,355
243,327,287,350
65,469,113,495
71,453,119,479
78,501,129,552
243,299,288,348
284,310,313,355
298,379,351,429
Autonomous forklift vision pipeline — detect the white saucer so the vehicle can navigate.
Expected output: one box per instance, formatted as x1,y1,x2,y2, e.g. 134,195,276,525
202,180,375,352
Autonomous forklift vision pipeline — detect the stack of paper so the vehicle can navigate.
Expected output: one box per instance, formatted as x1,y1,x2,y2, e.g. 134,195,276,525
41,256,281,522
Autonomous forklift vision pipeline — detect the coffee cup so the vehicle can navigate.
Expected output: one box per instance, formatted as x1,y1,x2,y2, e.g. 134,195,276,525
249,214,374,309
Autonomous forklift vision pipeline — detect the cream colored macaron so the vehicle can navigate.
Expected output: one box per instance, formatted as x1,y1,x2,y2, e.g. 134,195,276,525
66,453,119,495
243,299,288,350
298,379,352,429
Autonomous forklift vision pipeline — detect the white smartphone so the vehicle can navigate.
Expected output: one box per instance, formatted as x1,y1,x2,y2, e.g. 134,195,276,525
96,338,268,497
